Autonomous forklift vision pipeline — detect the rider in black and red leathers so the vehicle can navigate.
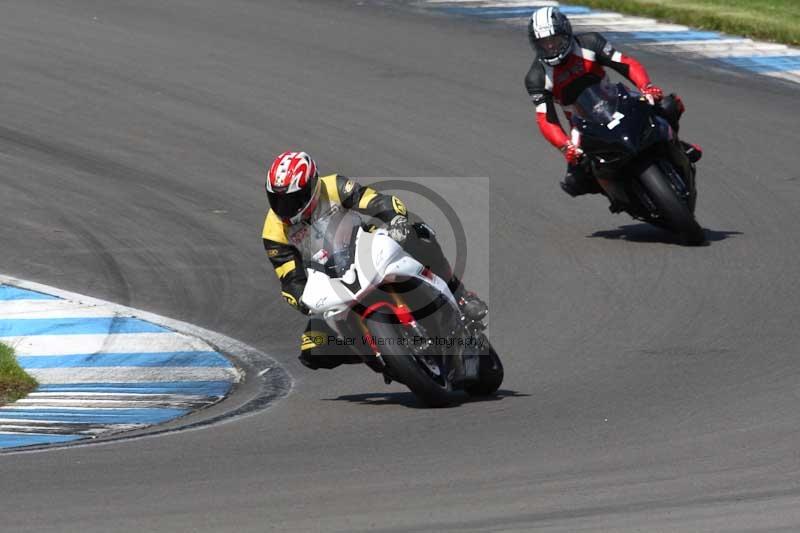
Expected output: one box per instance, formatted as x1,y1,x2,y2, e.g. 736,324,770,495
524,7,702,197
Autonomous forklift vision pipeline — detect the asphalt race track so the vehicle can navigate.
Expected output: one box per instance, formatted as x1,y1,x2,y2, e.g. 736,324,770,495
2,1,800,531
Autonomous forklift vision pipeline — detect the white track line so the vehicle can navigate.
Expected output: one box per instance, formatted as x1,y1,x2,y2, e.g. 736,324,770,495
667,46,800,58
0,418,144,426
1,428,118,435
2,332,214,356
566,13,624,21
12,398,214,408
640,39,778,50
0,423,143,432
0,300,132,318
574,22,691,32
422,1,559,4
765,70,800,84
28,392,209,400
27,366,238,384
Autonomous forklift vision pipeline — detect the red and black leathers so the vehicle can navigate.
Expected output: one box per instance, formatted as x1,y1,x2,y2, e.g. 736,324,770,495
525,32,654,151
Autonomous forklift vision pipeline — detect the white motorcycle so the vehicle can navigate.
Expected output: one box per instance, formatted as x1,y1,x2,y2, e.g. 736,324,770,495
299,207,503,407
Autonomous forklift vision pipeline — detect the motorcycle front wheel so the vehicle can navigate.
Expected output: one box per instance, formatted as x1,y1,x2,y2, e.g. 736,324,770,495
464,341,504,397
366,319,454,408
638,162,706,246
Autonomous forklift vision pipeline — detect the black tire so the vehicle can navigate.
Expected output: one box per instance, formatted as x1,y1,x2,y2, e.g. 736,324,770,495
638,163,706,245
464,343,504,397
367,320,453,408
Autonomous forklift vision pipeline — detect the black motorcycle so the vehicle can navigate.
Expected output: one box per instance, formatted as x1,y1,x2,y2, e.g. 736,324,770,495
571,81,705,245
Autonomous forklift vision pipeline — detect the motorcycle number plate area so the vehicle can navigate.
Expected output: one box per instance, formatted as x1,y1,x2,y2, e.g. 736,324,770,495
607,112,625,130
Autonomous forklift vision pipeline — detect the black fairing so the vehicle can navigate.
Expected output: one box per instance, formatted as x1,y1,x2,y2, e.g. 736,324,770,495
571,83,697,220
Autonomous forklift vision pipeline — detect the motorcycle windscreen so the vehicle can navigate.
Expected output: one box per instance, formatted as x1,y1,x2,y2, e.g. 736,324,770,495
571,79,620,125
297,207,362,278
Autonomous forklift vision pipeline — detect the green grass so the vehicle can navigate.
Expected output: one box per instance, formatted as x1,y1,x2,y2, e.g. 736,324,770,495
577,0,800,45
0,342,37,406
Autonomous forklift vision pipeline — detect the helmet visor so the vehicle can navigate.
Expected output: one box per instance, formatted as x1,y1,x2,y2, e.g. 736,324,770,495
268,182,316,221
536,34,571,60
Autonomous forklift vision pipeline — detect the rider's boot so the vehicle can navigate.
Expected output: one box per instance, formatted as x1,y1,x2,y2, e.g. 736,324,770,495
299,346,361,370
459,292,489,322
299,321,361,370
451,280,488,322
300,348,347,370
560,164,602,197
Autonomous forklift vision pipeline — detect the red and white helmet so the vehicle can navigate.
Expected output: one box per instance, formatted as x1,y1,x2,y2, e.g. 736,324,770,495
266,151,320,224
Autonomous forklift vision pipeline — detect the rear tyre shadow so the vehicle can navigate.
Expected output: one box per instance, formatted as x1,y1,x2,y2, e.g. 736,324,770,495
324,389,528,409
589,224,741,245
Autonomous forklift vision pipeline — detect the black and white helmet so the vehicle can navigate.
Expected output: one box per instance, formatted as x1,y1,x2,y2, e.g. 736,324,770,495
528,7,574,66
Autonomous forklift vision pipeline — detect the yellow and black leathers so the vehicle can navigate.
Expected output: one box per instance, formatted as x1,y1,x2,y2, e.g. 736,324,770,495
262,174,409,314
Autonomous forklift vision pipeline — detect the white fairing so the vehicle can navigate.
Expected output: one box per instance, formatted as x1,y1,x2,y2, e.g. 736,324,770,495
301,227,456,321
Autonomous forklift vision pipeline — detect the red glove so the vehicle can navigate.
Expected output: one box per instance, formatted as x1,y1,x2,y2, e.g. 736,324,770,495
642,83,664,103
561,142,584,165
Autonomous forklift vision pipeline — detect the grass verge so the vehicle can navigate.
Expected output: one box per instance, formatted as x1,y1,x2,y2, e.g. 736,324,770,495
0,342,37,406
576,0,800,45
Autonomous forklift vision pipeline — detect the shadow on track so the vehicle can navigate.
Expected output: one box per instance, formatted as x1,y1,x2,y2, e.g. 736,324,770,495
588,224,742,245
324,389,529,409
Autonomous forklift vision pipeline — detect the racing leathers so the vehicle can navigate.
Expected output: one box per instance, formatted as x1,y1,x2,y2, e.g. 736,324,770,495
262,174,466,370
524,32,700,196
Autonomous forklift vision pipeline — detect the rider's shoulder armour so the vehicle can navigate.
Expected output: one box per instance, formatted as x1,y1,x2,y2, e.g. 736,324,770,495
262,208,289,245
